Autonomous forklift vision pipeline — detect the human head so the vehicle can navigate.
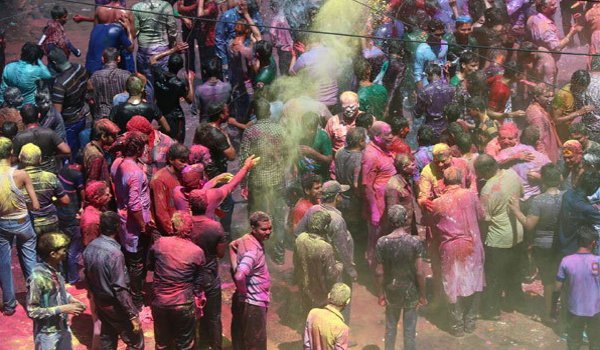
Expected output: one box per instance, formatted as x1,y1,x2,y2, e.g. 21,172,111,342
353,58,372,82
340,91,359,120
91,118,120,147
355,113,374,130
47,47,70,73
540,163,562,188
101,47,120,64
454,16,473,40
172,211,193,239
122,131,147,158
432,143,452,170
484,7,506,30
35,88,52,115
181,164,206,190
203,58,223,80
126,116,154,139
465,70,489,98
307,211,331,237
345,126,367,150
249,211,272,242
190,189,209,215
520,126,540,147
570,69,591,95
253,97,271,121
388,204,408,229
2,122,17,140
4,87,23,108
37,232,70,262
455,132,473,154
254,40,273,63
369,121,393,149
443,103,462,123
85,181,112,207
20,42,43,65
234,19,250,36
328,282,351,309
474,154,498,180
100,211,121,237
18,143,41,167
417,125,436,146
301,173,322,202
563,140,583,168
466,96,486,119
125,75,145,97
536,0,558,17
50,5,68,22
389,117,409,138
205,103,228,123
530,83,554,108
577,225,598,249
425,64,442,82
569,122,589,148
443,166,463,185
426,19,445,38
577,170,600,196
167,143,190,172
503,61,524,82
321,180,350,205
394,153,416,176
498,122,519,149
20,103,39,125
300,112,320,142
0,137,12,159
459,51,479,74
167,54,184,74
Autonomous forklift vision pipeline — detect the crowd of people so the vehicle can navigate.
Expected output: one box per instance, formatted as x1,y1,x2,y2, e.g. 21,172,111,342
0,0,599,349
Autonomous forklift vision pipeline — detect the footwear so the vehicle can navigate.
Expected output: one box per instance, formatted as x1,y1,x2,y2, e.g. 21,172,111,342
450,328,465,337
464,323,476,334
2,307,16,316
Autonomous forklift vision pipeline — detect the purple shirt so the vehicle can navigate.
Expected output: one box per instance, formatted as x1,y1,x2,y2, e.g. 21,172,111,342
496,144,551,200
291,45,339,106
557,253,600,317
110,157,152,253
233,233,271,307
194,80,232,119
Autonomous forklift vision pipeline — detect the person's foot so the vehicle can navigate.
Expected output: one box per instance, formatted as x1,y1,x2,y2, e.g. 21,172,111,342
74,49,82,57
450,328,465,337
2,307,16,316
139,306,153,324
464,324,476,334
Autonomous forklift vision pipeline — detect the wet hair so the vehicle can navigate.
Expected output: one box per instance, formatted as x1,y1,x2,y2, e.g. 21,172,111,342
466,96,486,111
353,58,372,81
569,122,588,136
91,118,120,141
172,211,193,239
459,51,478,69
345,127,366,148
417,125,435,146
301,173,322,192
167,54,184,73
254,40,273,63
328,283,351,307
203,58,223,79
356,113,375,129
455,132,473,154
571,69,591,89
167,143,190,162
37,232,70,260
20,42,44,65
253,97,271,120
102,47,120,63
466,70,489,98
425,63,442,77
474,154,498,178
0,137,12,158
388,204,408,229
307,211,331,236
577,171,600,196
205,103,225,123
100,211,121,236
1,122,17,140
50,5,68,19
427,19,445,32
122,131,147,157
520,126,540,146
484,8,505,27
126,75,145,96
577,225,598,247
249,211,271,227
20,104,39,125
540,163,561,188
503,61,523,80
443,103,462,123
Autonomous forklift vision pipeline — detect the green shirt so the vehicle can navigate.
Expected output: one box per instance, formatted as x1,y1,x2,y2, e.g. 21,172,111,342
133,0,178,48
298,129,333,180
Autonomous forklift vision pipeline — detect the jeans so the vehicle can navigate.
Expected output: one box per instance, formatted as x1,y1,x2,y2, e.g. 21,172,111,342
65,118,86,163
152,302,196,350
231,295,267,350
567,312,600,350
61,225,83,284
182,22,201,72
123,236,149,310
197,285,222,349
165,112,186,144
384,306,417,350
448,294,477,333
137,45,169,103
0,217,36,310
95,299,144,350
483,244,525,317
247,185,286,263
34,329,73,350
276,48,292,76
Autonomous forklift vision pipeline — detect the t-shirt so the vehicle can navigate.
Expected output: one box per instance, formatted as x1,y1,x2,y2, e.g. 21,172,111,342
487,75,510,113
24,167,66,224
51,63,89,124
298,129,333,180
85,23,132,74
56,166,84,226
528,191,564,249
196,124,231,177
12,127,64,173
190,215,226,291
109,101,162,132
556,253,600,317
152,65,187,119
375,234,426,307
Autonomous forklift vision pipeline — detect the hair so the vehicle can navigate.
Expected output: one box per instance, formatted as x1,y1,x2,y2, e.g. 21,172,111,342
474,154,498,178
443,166,463,185
455,132,473,154
517,41,537,62
353,57,372,81
328,282,351,307
35,88,51,105
388,204,408,229
167,54,184,73
125,75,145,96
459,51,478,69
0,137,12,158
577,225,598,247
20,104,39,125
466,70,489,97
443,103,462,123
19,143,41,167
4,87,23,108
540,163,561,188
249,211,271,227
102,47,120,63
427,18,445,32
536,0,555,12
91,118,120,141
520,126,540,146
425,63,442,77
345,127,366,148
122,131,147,157
205,103,225,123
466,96,487,111
301,112,320,132
394,153,412,171
417,125,435,146
484,7,505,27
569,122,588,136
254,40,273,63
21,42,44,64
85,181,109,206
389,117,409,135
37,232,70,260
369,121,390,138
1,122,18,140
203,58,223,79
340,91,358,104
356,113,375,130
172,211,193,239
301,173,322,192
503,61,523,80
577,171,600,196
307,211,331,236
571,69,591,88
253,97,271,120
100,211,121,236
50,5,68,19
190,190,208,215
167,143,190,162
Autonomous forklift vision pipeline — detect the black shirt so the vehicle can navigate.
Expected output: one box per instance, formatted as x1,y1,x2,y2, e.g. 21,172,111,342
195,123,231,177
13,126,64,173
109,101,161,132
153,65,187,119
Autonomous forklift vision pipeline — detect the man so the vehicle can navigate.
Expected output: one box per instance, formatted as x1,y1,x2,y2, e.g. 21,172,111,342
475,154,524,319
526,0,581,59
26,232,86,350
414,19,448,88
362,121,396,266
194,103,236,178
148,211,205,350
239,98,287,263
443,16,478,66
553,70,594,142
84,211,143,350
229,211,272,350
486,61,527,122
85,16,134,74
569,122,600,155
149,42,194,143
194,58,232,121
562,140,585,190
0,42,51,105
132,0,177,92
430,167,485,336
12,104,71,174
0,137,39,316
47,48,90,160
303,283,351,350
518,41,557,86
375,204,427,350
110,131,153,311
325,92,364,153
189,189,228,350
297,112,333,180
415,64,455,138
388,117,411,156
82,118,120,185
150,143,189,235
467,96,499,139
88,48,132,119
290,174,322,233
485,122,533,161
80,181,112,247
554,226,600,350
0,87,25,132
109,75,170,133
385,154,417,235
525,84,560,162
294,211,342,315
36,89,66,141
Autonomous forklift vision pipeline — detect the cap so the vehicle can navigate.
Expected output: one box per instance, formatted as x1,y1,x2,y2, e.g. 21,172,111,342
321,180,350,198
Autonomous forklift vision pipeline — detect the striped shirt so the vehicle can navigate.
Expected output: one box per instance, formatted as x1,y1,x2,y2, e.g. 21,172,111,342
51,63,89,124
233,233,271,307
89,62,130,119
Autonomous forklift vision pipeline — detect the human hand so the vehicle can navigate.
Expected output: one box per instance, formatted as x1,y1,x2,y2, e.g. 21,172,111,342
422,199,434,212
240,187,249,200
418,295,428,307
215,173,234,184
511,110,526,118
517,151,535,162
243,154,261,169
176,42,190,53
378,295,387,307
131,317,142,333
508,197,520,212
60,303,86,315
187,70,196,82
72,15,86,23
293,42,305,54
582,105,596,114
299,145,316,157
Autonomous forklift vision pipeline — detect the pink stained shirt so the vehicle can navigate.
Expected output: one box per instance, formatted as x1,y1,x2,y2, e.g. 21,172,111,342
526,103,561,163
325,114,358,153
361,142,397,226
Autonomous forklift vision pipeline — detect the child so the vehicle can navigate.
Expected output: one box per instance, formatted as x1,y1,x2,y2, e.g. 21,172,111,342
40,5,81,58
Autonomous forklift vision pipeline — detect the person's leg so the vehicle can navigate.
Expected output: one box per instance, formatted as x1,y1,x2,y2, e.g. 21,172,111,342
505,244,525,306
483,246,502,318
14,218,37,280
173,303,196,350
587,313,600,350
230,294,245,350
56,329,73,350
242,304,267,350
64,119,86,163
63,225,83,284
199,285,223,350
277,48,292,76
463,294,477,333
448,300,464,336
34,331,61,350
0,227,16,312
182,23,196,72
384,305,401,350
97,305,120,350
402,307,418,350
124,247,147,311
152,305,173,350
567,312,585,350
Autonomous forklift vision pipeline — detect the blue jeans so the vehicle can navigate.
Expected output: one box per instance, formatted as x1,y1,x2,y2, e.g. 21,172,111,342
61,225,82,284
34,329,73,350
0,217,37,310
385,305,417,350
65,118,86,163
136,45,169,103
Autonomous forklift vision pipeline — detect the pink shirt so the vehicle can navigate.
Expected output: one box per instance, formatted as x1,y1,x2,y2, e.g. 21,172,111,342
325,114,357,153
526,103,560,162
362,142,397,225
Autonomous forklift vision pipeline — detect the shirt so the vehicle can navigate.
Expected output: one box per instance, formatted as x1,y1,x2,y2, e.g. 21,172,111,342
414,42,448,85
52,63,89,124
558,189,600,255
556,253,600,317
109,101,162,132
190,215,226,291
528,191,564,249
415,79,455,121
480,169,524,248
385,174,416,232
148,236,205,306
82,141,111,185
153,65,187,119
291,198,316,231
150,167,180,235
298,129,333,180
325,114,359,153
232,233,271,307
40,107,66,141
334,147,362,201
487,75,511,113
0,59,52,105
362,142,396,225
56,166,84,226
291,45,340,106
89,62,131,119
303,305,349,350
526,13,561,56
83,235,138,318
80,205,101,246
85,24,132,74
132,0,177,48
496,144,551,200
194,80,232,119
418,157,475,205
215,6,264,65
13,126,64,173
24,167,65,227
